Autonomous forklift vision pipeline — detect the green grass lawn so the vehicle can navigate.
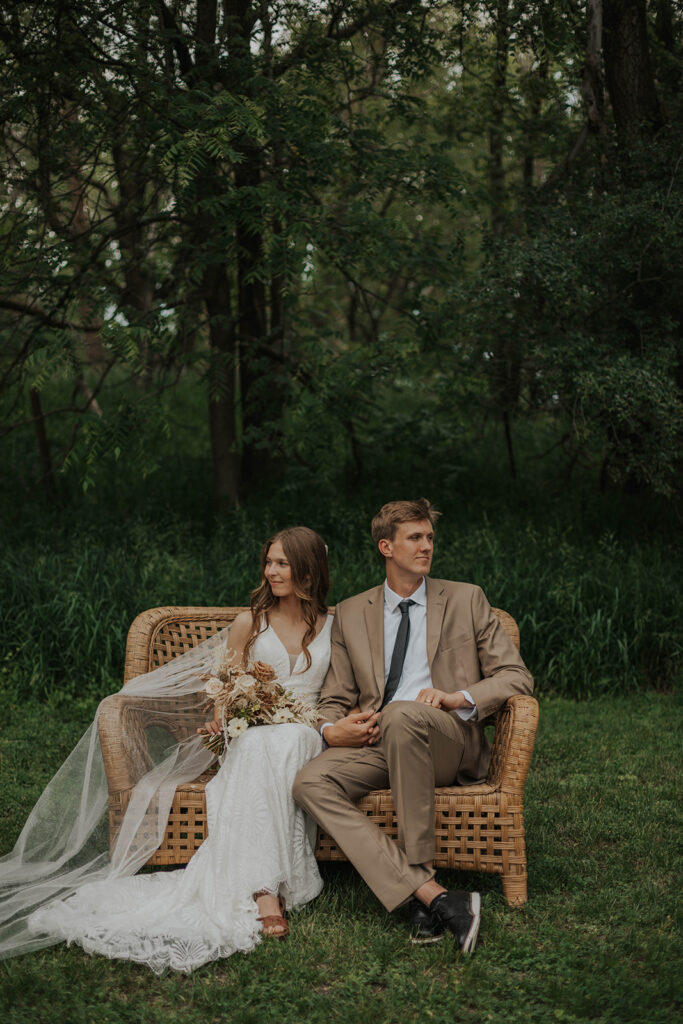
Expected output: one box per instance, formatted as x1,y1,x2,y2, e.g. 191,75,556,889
0,693,680,1024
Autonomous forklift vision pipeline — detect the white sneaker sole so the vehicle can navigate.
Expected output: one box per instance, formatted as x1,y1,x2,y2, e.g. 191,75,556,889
409,931,445,945
461,892,481,954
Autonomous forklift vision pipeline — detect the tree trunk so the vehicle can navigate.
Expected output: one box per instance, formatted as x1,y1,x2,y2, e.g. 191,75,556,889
224,0,274,486
184,0,241,508
502,408,517,480
487,0,519,479
522,52,547,192
541,0,606,192
29,388,57,498
204,266,240,511
488,0,509,235
269,217,286,354
654,0,675,53
110,133,157,381
583,0,606,133
235,145,269,486
603,0,665,133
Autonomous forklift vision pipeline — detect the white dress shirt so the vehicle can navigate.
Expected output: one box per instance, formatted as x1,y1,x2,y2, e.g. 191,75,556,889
321,578,475,738
383,580,476,719
383,578,431,700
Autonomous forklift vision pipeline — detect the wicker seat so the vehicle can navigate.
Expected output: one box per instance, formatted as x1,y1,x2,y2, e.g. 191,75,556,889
99,605,539,906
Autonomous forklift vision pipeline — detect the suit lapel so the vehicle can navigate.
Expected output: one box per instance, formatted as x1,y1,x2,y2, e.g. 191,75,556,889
426,576,446,667
363,586,385,695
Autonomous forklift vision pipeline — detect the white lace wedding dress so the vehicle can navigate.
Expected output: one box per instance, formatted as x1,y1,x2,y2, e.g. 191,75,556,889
29,617,331,974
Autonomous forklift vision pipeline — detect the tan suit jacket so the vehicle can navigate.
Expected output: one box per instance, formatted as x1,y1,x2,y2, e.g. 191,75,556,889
317,577,534,783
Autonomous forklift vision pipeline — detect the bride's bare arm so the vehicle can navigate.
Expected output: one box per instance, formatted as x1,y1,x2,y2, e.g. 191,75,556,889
200,611,254,735
222,610,252,666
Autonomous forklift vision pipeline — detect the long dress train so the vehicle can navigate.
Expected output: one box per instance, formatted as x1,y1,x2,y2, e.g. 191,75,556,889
28,618,331,973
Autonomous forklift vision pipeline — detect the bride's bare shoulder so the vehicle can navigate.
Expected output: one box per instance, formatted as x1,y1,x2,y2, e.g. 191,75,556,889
228,610,254,642
231,609,253,628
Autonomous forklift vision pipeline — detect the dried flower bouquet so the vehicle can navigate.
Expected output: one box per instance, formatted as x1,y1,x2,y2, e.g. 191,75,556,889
199,640,318,758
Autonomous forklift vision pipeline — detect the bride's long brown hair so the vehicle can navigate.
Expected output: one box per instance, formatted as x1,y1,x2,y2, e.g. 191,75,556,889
244,526,329,671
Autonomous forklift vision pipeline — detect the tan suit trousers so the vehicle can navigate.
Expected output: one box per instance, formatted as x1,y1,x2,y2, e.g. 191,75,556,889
293,700,468,912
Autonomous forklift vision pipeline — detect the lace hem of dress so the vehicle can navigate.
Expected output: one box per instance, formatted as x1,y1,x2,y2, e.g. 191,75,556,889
31,873,323,974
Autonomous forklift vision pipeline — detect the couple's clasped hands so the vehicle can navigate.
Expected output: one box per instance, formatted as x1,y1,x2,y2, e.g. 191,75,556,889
201,689,471,746
324,688,468,748
324,709,381,747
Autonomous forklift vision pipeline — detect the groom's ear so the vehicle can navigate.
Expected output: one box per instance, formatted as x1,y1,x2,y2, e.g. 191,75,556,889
378,538,392,559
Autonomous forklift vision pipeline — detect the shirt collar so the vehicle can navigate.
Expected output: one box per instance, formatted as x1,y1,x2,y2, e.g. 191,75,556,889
384,577,427,612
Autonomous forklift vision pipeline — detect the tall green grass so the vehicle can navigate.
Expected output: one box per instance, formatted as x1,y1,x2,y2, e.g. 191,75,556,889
1,498,680,702
2,378,680,701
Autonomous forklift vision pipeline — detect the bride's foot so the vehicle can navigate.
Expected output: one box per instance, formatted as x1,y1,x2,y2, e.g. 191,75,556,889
255,892,289,939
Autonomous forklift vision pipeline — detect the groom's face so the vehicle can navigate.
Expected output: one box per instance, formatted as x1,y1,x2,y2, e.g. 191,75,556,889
382,519,434,578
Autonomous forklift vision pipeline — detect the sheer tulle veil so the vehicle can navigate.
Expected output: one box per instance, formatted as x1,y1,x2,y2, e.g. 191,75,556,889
0,629,228,959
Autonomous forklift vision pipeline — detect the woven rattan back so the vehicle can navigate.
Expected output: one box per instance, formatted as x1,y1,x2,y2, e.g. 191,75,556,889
123,604,520,683
123,607,243,684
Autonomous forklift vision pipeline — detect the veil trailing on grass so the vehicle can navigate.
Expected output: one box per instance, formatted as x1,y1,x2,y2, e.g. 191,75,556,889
0,630,228,959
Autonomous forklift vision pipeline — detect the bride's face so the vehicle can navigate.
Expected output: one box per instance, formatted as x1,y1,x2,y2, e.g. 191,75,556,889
264,540,294,598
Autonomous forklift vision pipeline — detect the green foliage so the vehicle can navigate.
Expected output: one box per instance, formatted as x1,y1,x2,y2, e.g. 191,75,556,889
1,694,680,1022
575,357,682,496
434,120,683,497
2,1,682,504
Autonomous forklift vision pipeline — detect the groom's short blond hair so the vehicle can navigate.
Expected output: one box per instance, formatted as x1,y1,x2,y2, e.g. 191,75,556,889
371,498,441,547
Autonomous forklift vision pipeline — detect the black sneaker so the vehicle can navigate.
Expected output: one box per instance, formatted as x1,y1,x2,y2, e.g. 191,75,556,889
429,891,481,953
409,899,445,945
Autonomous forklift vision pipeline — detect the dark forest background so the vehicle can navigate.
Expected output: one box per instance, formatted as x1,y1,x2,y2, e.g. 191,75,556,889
1,1,681,703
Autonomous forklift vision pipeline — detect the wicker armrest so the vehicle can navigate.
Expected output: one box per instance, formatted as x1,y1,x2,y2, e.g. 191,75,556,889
97,693,206,796
486,694,539,793
98,694,153,795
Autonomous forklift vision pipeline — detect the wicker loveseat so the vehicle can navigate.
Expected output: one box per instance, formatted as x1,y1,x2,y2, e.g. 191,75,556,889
98,605,539,906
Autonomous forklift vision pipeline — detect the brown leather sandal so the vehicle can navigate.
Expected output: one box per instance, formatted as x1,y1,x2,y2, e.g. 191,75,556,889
255,893,289,939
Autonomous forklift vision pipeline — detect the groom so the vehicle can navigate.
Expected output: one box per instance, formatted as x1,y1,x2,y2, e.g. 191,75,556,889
293,498,534,952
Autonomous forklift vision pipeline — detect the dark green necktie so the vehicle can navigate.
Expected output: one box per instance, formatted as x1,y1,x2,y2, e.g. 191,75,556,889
381,599,415,709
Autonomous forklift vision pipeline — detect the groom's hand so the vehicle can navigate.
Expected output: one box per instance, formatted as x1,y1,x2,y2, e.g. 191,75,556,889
416,688,473,712
324,711,380,747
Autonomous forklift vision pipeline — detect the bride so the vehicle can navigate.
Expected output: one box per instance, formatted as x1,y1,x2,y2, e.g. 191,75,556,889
0,526,332,973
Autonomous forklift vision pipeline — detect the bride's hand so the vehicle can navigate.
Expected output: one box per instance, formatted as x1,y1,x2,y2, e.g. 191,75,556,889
197,721,222,736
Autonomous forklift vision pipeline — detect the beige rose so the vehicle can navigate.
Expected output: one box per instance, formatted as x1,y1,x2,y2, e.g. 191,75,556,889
205,676,224,697
251,660,277,684
232,673,258,695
